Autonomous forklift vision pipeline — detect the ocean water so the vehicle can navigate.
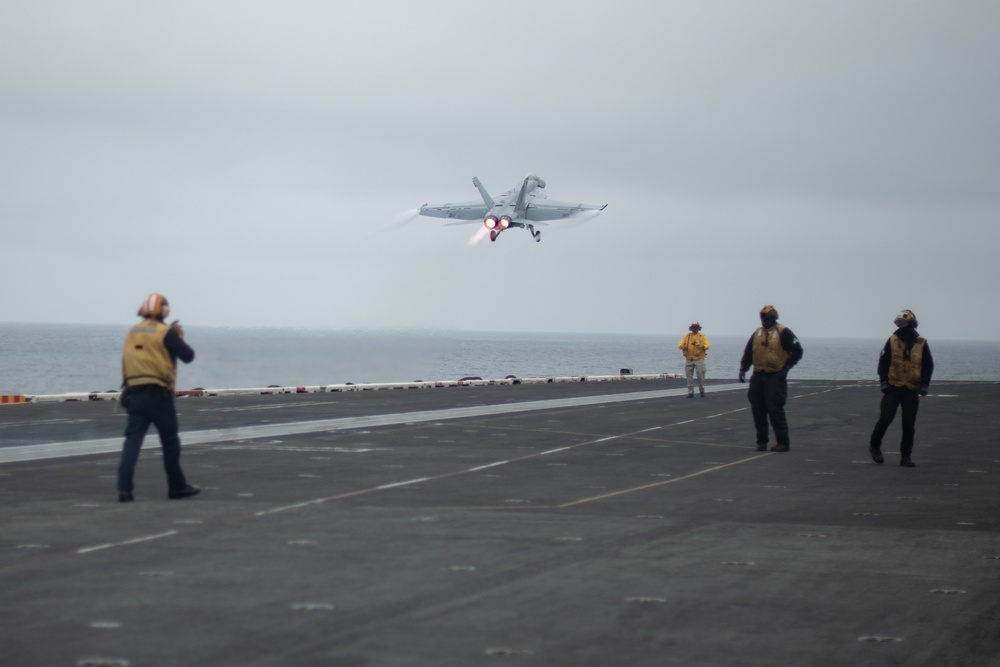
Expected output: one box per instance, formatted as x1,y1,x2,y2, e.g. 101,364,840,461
2,323,999,395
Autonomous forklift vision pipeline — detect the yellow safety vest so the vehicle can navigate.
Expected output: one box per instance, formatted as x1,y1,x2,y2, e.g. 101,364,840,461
752,324,790,373
888,334,925,390
678,333,710,360
122,319,177,390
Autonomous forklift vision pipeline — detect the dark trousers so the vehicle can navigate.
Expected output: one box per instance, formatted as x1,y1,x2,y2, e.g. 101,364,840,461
748,371,789,447
870,386,920,458
118,386,188,493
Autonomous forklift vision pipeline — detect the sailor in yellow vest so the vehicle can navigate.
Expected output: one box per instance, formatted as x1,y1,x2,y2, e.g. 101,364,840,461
869,310,934,467
117,293,200,502
678,321,710,397
738,305,804,452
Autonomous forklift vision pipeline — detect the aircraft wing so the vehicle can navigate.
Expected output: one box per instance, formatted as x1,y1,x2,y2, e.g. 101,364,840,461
523,199,607,222
418,201,489,221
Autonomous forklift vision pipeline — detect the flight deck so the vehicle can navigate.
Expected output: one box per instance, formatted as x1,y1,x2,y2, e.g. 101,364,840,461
1,378,998,666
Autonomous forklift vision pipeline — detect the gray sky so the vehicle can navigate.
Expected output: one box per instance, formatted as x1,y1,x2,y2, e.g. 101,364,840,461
2,0,998,340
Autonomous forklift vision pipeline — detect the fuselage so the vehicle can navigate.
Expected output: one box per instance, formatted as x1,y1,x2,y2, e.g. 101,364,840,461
418,172,600,244
483,174,546,232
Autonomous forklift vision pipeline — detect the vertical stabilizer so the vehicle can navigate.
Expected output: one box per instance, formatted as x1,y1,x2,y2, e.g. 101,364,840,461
513,176,530,215
472,177,495,208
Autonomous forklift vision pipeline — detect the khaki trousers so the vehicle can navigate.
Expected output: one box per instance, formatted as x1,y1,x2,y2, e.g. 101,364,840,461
685,358,706,394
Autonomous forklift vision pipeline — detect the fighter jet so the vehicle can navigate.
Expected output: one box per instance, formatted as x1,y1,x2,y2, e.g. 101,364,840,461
418,174,607,243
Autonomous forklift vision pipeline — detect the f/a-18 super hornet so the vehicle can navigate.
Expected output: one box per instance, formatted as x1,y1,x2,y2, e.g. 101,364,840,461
418,173,607,243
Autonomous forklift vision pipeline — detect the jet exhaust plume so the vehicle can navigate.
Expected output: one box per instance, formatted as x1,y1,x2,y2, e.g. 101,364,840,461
468,226,489,246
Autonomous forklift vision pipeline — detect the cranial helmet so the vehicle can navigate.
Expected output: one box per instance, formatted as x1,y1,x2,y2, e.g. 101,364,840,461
759,305,779,330
689,321,701,332
138,293,170,319
894,309,918,329
760,305,779,320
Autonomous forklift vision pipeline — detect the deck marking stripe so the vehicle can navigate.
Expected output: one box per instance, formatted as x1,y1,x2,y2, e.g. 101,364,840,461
1,384,750,464
255,499,326,514
256,423,669,515
253,412,758,516
557,454,772,508
77,530,178,554
376,478,429,489
468,461,509,471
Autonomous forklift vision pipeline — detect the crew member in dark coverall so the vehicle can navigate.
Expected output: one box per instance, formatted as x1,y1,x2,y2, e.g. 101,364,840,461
117,293,200,502
869,309,934,467
739,305,804,452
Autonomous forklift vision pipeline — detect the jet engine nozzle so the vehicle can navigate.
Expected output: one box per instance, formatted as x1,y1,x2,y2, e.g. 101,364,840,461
499,216,512,229
484,216,498,230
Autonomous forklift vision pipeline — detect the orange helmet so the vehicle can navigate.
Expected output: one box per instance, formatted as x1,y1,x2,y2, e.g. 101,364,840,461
138,293,170,319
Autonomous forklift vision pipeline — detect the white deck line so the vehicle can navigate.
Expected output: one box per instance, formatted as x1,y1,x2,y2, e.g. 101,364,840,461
0,383,746,464
76,530,178,554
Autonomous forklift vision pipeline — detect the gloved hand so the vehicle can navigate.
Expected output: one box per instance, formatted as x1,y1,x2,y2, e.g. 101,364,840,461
880,381,890,394
919,384,929,397
738,370,746,383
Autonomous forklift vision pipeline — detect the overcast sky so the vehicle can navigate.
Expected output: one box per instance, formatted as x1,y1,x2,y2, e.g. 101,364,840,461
2,0,998,341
